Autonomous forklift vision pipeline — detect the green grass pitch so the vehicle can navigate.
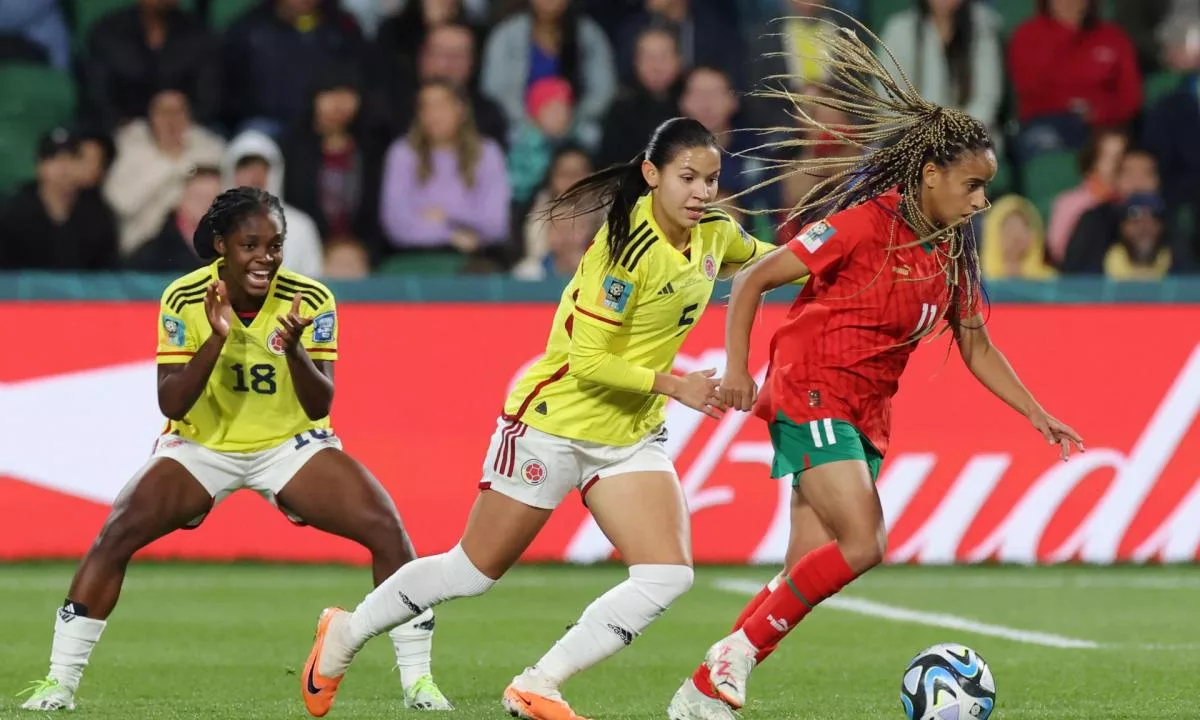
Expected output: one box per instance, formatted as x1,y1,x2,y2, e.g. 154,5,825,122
3,563,1199,719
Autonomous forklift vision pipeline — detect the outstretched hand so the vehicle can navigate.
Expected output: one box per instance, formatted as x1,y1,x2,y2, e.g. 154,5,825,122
672,368,727,420
1029,408,1084,461
275,294,314,351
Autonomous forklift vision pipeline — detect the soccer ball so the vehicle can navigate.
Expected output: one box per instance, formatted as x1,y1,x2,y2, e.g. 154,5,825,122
899,643,996,720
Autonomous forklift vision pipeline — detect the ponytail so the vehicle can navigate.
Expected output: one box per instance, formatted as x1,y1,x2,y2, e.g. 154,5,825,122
542,117,716,267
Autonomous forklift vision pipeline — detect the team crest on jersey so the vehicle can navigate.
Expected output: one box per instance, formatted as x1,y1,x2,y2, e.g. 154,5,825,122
702,254,717,280
600,275,634,313
798,220,836,253
312,311,336,343
521,458,547,486
267,328,287,355
161,314,186,346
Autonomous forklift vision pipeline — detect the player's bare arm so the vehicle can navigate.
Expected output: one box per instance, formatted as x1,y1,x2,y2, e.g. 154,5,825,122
951,312,1084,460
156,281,231,420
276,293,334,420
722,246,812,411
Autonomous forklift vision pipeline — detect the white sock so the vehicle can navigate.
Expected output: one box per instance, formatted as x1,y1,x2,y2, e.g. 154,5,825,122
532,564,693,687
48,606,106,692
347,544,494,648
389,609,435,689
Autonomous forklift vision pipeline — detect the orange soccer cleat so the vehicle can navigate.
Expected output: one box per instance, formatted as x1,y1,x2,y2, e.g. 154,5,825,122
502,684,590,720
301,607,351,717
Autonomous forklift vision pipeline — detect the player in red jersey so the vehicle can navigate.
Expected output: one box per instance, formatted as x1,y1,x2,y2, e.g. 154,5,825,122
667,19,1085,720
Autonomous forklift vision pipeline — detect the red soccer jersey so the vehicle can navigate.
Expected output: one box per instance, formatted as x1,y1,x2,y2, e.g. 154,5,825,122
755,189,974,457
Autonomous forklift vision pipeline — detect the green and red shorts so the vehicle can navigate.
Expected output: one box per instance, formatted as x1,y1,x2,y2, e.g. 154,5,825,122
767,411,883,485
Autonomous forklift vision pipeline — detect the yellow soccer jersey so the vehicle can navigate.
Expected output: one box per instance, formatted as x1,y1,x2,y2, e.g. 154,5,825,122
156,261,338,452
503,194,777,446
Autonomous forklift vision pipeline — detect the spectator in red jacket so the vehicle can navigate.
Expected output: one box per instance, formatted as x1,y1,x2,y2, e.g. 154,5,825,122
1008,0,1142,158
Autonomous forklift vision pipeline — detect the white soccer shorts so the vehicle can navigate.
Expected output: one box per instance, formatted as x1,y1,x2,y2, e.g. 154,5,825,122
479,418,676,510
150,429,342,526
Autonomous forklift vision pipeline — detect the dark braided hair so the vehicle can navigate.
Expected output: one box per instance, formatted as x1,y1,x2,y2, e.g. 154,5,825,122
738,3,994,335
193,186,287,260
543,117,716,266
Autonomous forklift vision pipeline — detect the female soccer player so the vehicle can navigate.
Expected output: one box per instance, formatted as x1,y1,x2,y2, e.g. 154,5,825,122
666,21,1085,720
300,117,781,720
20,188,451,713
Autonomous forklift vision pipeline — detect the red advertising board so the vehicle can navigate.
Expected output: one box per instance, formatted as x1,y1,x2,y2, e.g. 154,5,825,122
1,302,1198,565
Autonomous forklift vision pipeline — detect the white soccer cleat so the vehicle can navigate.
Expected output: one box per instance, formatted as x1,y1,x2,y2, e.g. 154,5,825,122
667,678,740,720
18,677,76,711
704,631,757,710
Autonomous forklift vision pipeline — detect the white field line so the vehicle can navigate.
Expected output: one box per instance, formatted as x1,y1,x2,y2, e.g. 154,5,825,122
714,578,1101,650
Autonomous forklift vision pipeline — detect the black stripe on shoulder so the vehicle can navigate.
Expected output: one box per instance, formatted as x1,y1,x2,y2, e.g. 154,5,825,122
619,225,657,271
628,233,659,270
165,276,210,308
276,276,330,303
616,220,651,265
274,291,320,311
169,288,207,313
699,209,733,225
172,296,205,312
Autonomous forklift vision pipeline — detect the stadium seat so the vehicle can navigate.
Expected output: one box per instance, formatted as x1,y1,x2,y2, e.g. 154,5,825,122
1020,149,1080,221
376,252,468,276
1145,71,1187,105
71,0,196,47
209,0,260,29
994,0,1036,36
866,0,907,32
0,65,76,195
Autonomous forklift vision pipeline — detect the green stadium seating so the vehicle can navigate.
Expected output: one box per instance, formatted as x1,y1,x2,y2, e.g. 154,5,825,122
1020,149,1080,221
1145,71,1186,106
376,252,469,276
209,0,260,29
0,65,77,196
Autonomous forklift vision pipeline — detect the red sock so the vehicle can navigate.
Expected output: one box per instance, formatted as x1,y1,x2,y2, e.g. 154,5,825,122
740,542,858,651
692,580,775,698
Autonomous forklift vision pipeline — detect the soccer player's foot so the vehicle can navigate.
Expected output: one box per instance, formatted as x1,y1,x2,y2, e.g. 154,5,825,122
501,667,589,720
704,630,757,710
404,674,453,711
666,678,740,720
18,677,75,711
302,607,358,717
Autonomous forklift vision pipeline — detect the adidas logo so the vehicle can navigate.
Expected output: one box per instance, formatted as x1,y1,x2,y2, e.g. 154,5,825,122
398,591,423,615
535,401,548,415
606,623,634,645
657,283,675,295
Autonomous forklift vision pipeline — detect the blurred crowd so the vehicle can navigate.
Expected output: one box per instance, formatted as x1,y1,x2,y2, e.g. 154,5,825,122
1,0,1198,282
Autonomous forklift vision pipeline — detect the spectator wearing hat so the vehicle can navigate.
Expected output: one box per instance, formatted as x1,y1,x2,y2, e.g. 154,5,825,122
0,129,119,270
103,88,226,257
481,0,615,151
507,76,584,205
1062,148,1161,273
1104,192,1172,280
281,63,382,258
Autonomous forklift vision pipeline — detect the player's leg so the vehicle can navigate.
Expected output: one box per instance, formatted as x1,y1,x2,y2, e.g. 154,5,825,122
21,456,214,711
505,437,693,720
704,423,885,709
675,488,835,716
271,445,451,710
301,419,573,718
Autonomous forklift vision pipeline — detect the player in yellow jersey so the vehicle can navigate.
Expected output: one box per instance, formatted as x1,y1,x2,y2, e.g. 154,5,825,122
300,118,783,720
19,188,451,714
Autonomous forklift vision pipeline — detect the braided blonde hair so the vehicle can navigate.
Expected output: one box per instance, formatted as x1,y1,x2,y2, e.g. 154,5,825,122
739,4,994,335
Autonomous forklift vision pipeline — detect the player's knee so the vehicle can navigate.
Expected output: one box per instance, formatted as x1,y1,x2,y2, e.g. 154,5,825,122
628,563,694,609
839,532,886,574
91,512,155,560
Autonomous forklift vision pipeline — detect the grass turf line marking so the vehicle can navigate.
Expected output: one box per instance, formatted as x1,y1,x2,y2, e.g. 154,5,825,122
713,578,1101,650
